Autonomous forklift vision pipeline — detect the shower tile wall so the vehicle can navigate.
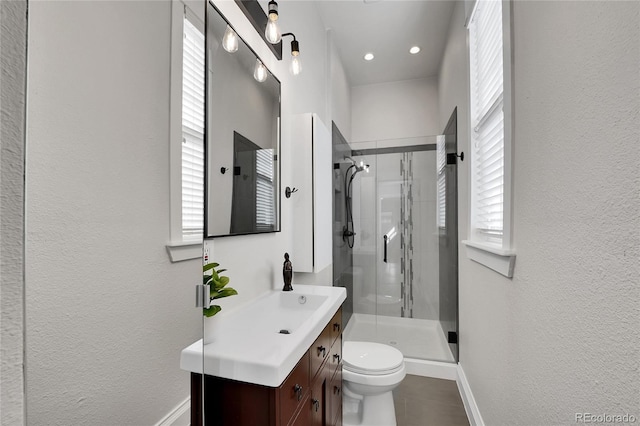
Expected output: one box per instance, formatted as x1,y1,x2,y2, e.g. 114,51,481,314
332,122,353,326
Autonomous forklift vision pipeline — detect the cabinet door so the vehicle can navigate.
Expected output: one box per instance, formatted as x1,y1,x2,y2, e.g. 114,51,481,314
328,335,342,373
289,394,311,426
328,367,343,426
329,309,342,345
279,352,310,425
291,113,332,273
311,326,331,380
310,373,325,426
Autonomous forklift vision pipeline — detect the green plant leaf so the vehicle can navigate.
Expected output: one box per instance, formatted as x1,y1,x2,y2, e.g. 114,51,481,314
211,287,238,300
203,305,222,317
203,263,220,272
211,276,230,290
216,269,227,274
203,275,212,285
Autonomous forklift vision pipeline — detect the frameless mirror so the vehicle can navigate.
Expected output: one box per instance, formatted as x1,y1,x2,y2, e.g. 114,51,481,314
205,3,281,238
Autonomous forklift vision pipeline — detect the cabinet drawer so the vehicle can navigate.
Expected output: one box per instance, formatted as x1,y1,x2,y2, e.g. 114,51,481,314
328,366,342,425
328,335,342,374
310,325,331,379
329,309,342,345
279,352,310,425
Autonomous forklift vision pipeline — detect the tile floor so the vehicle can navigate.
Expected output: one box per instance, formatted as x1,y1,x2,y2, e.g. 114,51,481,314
393,375,470,426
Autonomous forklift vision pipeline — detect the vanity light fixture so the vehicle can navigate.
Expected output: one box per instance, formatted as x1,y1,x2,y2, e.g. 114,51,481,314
254,59,268,82
280,33,302,76
263,2,302,75
364,53,374,61
265,0,281,44
222,25,239,53
409,46,421,54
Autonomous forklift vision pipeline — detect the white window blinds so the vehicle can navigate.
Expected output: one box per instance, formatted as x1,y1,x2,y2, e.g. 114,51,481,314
256,149,275,231
469,0,504,245
181,17,205,239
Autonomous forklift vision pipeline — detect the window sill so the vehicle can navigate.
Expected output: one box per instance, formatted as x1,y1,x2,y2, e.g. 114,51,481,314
461,240,516,278
166,241,202,263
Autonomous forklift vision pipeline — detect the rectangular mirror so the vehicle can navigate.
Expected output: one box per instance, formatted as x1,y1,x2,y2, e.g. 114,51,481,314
205,2,281,238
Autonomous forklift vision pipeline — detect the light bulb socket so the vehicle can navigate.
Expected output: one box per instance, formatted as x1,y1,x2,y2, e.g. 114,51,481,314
268,0,278,21
291,39,299,56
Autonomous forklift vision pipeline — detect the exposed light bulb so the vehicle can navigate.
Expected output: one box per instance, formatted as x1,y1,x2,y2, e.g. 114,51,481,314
364,53,374,61
254,59,268,82
222,25,238,53
290,55,302,76
265,19,281,44
409,46,421,54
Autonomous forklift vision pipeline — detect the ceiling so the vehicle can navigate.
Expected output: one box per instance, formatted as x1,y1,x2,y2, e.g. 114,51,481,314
315,0,456,86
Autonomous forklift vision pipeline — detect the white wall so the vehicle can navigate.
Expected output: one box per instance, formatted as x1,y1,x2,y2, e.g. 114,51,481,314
440,1,640,423
24,0,346,423
25,2,202,424
329,31,352,141
1,0,27,423
351,77,440,143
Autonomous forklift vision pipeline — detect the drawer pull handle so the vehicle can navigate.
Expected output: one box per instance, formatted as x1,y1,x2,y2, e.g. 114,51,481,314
294,384,303,401
333,323,341,332
334,386,341,395
333,354,341,362
312,398,320,412
317,346,326,357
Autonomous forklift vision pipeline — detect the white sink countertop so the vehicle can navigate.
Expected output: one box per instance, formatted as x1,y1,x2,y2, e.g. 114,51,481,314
180,285,346,387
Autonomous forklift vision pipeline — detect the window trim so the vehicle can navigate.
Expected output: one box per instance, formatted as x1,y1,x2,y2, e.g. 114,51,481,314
463,0,516,277
167,0,205,262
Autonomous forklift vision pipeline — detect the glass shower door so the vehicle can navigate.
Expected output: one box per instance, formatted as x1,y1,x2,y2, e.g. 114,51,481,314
375,153,403,318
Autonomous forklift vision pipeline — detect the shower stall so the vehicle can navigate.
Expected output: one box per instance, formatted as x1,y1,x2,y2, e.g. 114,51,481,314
332,111,459,365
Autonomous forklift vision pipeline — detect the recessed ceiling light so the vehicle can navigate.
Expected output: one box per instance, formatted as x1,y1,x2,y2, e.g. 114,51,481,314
409,46,421,54
364,53,375,61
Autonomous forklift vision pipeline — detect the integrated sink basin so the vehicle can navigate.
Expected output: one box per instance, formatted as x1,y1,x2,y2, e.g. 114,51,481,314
180,285,346,387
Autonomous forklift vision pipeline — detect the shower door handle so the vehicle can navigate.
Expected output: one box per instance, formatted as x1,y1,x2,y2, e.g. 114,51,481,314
383,234,388,263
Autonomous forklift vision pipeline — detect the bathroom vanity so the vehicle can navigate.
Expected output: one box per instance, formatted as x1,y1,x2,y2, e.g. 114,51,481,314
181,286,346,426
191,307,342,426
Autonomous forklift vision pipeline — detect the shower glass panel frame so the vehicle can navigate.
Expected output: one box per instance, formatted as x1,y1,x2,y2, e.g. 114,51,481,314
342,135,458,364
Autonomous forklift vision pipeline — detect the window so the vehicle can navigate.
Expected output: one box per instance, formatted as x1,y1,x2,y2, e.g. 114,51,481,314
464,0,516,277
167,2,205,262
181,17,205,240
255,149,276,231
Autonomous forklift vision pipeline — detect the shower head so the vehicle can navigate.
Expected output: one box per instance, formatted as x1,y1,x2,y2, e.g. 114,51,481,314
354,162,370,173
343,156,370,173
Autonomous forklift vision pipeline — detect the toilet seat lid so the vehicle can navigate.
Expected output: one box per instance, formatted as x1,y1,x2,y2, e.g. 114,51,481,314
343,341,404,375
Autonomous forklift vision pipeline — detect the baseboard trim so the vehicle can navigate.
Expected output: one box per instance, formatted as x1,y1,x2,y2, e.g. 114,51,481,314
456,364,485,426
404,358,458,380
156,397,190,426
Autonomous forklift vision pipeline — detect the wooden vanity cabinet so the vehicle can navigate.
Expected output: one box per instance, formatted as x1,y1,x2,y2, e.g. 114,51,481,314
192,307,343,426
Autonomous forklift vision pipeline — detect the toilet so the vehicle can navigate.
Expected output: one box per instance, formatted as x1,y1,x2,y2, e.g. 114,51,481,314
342,341,406,426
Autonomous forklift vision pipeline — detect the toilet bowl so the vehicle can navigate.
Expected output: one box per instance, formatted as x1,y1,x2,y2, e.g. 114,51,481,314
342,341,406,426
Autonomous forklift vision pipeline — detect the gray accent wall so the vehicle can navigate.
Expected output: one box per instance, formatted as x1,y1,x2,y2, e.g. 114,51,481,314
332,122,353,326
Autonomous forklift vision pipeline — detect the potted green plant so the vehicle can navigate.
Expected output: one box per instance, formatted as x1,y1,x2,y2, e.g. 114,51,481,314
203,262,238,317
